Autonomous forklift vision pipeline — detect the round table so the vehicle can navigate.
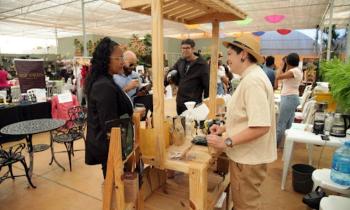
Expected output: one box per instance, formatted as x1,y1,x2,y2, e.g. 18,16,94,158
1,118,65,177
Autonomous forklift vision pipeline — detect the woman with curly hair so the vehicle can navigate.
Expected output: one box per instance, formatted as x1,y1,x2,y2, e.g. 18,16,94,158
85,37,133,178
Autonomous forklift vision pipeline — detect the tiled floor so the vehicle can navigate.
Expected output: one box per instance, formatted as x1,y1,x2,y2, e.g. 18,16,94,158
0,131,336,210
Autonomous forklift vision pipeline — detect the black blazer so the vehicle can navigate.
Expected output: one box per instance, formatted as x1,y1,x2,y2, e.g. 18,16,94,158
85,74,133,165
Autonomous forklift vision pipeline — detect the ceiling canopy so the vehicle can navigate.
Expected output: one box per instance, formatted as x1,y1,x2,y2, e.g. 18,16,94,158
0,0,349,39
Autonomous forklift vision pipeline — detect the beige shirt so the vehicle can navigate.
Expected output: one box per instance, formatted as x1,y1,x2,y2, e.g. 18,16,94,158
225,64,277,164
281,67,303,96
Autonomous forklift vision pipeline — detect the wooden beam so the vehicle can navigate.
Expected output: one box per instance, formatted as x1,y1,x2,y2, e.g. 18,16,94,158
177,10,206,21
164,159,190,173
185,12,242,24
133,113,141,145
120,0,150,9
103,128,125,210
163,0,179,10
189,163,208,210
180,0,215,13
175,9,202,20
151,0,166,169
166,6,193,18
163,4,186,14
208,20,219,119
127,7,185,24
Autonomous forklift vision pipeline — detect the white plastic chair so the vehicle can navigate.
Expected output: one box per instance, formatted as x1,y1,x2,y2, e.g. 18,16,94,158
312,169,350,196
320,195,350,210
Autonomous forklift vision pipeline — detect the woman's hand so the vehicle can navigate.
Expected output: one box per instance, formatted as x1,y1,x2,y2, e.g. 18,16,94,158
206,134,226,149
209,124,222,135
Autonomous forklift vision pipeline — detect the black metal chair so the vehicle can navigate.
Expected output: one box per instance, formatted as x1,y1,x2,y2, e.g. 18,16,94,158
0,143,36,188
49,106,87,171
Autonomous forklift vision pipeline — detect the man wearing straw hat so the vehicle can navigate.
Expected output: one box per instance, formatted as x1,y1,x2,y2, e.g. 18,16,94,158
206,35,277,210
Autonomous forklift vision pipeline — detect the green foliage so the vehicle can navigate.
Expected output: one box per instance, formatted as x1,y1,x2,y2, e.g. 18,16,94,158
320,58,350,113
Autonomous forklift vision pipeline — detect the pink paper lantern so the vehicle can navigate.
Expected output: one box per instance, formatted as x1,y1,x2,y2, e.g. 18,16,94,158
265,15,285,23
277,29,292,35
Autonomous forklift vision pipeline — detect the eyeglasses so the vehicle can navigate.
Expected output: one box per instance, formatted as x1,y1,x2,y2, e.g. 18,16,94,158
127,63,136,68
181,46,192,50
110,56,124,62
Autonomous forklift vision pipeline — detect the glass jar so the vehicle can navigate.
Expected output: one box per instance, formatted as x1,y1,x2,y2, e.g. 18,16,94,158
330,113,346,137
324,113,334,135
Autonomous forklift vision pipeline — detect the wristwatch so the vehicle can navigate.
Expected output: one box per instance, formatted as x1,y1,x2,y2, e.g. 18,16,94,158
224,137,233,147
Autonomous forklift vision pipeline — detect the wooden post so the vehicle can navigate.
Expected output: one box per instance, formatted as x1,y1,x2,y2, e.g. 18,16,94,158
189,163,208,210
133,113,141,145
103,128,125,210
151,0,166,169
208,20,219,119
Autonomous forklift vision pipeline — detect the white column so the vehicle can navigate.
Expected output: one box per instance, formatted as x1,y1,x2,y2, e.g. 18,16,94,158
320,25,324,60
55,27,59,54
81,0,87,57
346,24,350,62
326,0,334,61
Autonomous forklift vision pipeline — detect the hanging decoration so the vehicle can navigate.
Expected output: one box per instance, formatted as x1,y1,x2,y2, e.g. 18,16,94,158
277,29,292,35
235,17,253,26
252,31,265,36
265,15,285,23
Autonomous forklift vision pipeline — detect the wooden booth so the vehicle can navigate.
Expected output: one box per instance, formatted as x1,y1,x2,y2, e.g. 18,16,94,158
103,0,246,209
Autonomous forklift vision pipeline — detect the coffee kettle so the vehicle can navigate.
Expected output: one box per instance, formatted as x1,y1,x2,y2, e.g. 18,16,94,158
330,113,348,137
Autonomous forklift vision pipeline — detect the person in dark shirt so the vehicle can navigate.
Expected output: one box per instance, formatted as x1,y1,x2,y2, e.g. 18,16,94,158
262,56,276,89
166,39,209,115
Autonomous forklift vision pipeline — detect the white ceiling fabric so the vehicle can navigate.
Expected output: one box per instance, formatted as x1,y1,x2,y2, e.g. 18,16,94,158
0,0,349,39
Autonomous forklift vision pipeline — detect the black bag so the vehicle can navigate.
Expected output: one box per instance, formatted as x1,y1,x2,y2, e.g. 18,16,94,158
302,186,327,210
105,114,134,160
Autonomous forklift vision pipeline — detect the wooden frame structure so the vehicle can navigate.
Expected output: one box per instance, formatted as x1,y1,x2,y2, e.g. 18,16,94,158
103,114,143,210
103,1,247,209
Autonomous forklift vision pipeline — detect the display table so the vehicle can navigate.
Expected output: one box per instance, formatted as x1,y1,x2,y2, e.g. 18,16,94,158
1,118,65,177
281,124,346,190
0,101,51,144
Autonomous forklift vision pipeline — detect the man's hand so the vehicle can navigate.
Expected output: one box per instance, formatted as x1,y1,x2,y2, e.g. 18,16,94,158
206,134,226,150
125,79,139,92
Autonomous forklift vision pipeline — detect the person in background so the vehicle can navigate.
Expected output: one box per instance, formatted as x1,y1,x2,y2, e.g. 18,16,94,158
0,64,11,89
85,37,134,178
275,53,303,147
166,39,209,115
113,50,141,99
206,35,276,210
263,56,276,89
217,60,228,95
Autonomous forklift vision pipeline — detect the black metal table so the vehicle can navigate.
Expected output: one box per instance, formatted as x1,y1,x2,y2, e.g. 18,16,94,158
0,101,51,144
1,118,65,177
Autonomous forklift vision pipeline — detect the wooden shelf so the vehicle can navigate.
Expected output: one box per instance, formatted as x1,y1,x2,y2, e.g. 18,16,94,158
143,171,230,210
120,0,246,24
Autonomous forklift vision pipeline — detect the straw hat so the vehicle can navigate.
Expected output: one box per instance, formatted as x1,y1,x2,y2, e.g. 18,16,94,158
223,35,264,64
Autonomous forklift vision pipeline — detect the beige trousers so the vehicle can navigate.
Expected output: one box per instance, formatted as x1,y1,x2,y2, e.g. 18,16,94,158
230,161,267,210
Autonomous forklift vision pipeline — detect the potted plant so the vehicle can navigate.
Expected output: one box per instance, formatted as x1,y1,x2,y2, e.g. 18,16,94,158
320,58,350,113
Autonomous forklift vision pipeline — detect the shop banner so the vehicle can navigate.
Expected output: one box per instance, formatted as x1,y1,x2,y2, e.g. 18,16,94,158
14,59,46,93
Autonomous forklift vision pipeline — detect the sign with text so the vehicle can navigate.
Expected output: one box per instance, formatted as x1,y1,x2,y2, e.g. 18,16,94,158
14,59,46,93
